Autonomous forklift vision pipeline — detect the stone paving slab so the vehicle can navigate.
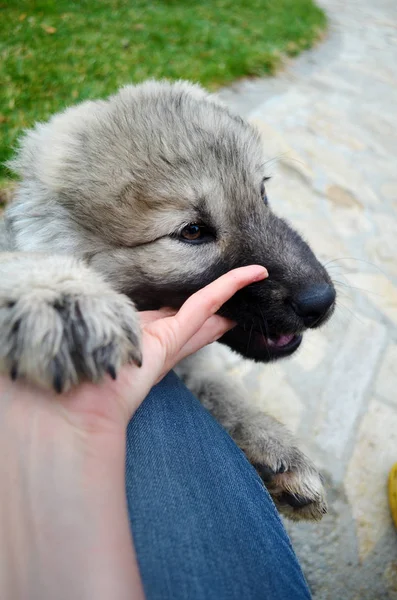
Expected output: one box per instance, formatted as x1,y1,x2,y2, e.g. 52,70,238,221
218,0,397,597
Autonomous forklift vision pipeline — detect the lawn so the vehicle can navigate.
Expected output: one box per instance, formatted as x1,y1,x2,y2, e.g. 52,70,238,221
1,0,326,184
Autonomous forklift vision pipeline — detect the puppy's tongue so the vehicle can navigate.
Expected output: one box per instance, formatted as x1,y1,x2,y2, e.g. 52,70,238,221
267,334,295,348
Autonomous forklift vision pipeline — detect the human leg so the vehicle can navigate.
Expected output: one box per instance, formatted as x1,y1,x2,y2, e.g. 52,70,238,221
125,371,311,600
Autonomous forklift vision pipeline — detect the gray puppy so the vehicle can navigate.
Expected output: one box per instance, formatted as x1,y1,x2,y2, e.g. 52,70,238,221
0,80,336,521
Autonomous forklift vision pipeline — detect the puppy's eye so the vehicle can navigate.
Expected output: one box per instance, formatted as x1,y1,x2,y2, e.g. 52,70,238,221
179,223,215,244
181,224,201,240
261,177,271,204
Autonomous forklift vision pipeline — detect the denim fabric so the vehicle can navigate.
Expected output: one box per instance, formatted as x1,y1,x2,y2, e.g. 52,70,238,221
126,371,311,600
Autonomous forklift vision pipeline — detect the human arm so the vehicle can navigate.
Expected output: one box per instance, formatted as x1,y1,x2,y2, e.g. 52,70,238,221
0,265,267,600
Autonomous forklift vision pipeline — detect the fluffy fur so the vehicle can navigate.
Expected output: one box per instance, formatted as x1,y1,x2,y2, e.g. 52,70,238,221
1,80,335,520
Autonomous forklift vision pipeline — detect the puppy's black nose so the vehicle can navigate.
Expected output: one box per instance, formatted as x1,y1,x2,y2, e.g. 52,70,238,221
290,283,336,327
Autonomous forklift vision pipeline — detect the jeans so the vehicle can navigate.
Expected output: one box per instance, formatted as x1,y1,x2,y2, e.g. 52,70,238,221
125,371,311,600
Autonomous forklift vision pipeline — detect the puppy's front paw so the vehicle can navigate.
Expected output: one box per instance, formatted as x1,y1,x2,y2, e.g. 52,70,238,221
0,256,141,392
253,448,327,522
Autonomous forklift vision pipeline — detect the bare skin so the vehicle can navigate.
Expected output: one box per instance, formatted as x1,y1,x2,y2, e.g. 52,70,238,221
0,265,267,600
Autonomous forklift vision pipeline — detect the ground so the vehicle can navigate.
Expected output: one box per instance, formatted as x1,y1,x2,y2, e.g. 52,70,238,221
216,0,397,597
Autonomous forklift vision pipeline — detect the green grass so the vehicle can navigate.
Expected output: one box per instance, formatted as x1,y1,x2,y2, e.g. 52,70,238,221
1,0,326,182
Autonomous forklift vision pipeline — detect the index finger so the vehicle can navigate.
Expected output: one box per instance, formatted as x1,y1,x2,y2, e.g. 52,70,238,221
174,265,268,345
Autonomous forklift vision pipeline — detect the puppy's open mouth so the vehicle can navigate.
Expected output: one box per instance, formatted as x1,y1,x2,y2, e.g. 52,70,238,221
266,333,301,349
249,329,302,356
219,326,303,362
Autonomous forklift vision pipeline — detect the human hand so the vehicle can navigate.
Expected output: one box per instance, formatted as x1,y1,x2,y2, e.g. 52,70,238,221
0,265,268,438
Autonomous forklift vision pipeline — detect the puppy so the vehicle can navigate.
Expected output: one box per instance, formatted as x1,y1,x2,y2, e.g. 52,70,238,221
0,81,335,520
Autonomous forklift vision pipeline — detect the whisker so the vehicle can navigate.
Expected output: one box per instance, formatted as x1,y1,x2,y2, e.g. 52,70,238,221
323,256,385,275
258,320,271,362
332,288,354,301
335,301,365,325
278,154,307,167
332,278,383,298
246,323,254,356
257,306,271,361
259,154,285,170
325,265,348,271
260,152,308,170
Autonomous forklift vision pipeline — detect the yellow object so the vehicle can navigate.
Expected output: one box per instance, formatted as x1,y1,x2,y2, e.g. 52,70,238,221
388,463,397,529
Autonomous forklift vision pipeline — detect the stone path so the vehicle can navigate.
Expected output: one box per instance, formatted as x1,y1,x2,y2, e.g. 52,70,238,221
217,0,397,597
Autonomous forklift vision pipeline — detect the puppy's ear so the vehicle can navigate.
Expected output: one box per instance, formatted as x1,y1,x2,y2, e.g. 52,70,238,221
117,78,226,109
7,99,107,194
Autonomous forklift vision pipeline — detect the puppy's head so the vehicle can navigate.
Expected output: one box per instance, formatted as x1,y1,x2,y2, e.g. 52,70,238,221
8,80,336,362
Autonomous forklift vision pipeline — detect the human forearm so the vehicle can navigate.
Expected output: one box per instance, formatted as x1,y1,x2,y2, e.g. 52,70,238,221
0,378,144,600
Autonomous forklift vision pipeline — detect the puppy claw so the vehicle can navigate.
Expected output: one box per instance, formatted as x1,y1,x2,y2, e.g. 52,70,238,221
51,359,64,394
279,491,315,509
53,375,63,394
252,463,276,482
107,364,117,380
128,350,142,368
253,461,288,483
10,364,18,381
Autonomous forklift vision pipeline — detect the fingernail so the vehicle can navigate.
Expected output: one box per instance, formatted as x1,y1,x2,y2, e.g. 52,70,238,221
251,266,268,281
